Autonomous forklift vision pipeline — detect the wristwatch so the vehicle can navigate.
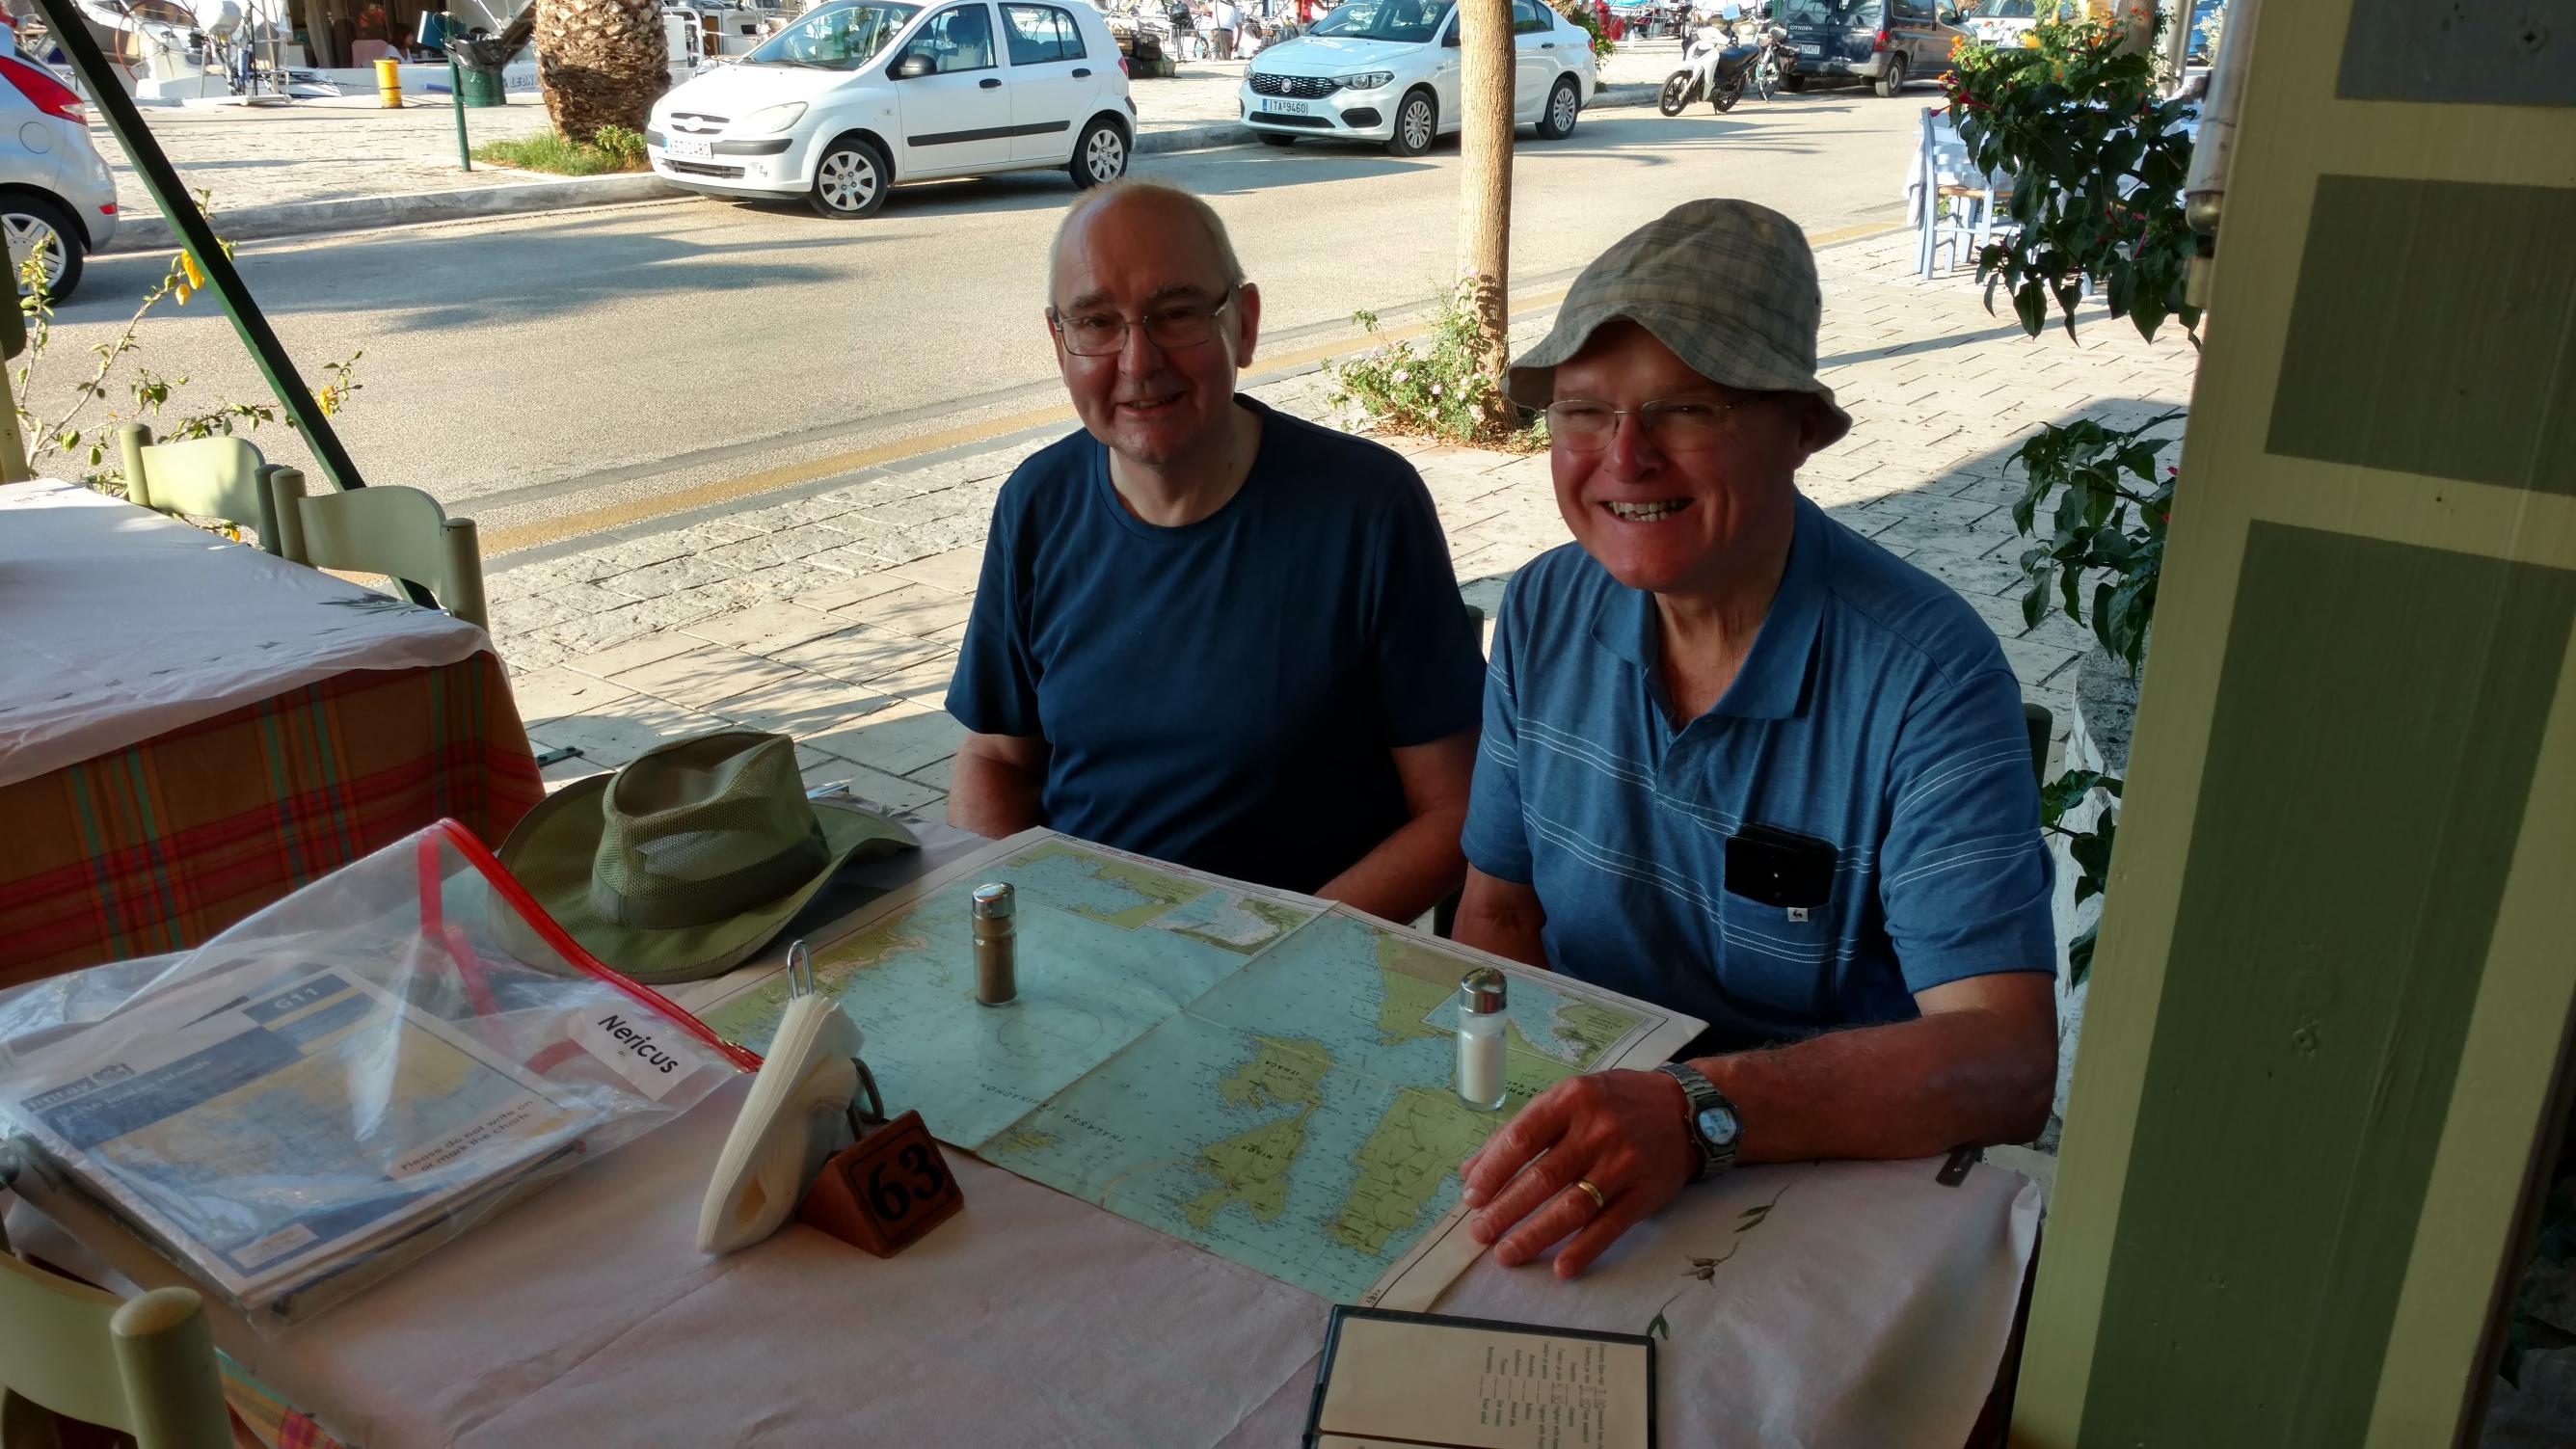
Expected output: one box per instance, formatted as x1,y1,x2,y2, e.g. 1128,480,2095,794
1655,1061,1741,1184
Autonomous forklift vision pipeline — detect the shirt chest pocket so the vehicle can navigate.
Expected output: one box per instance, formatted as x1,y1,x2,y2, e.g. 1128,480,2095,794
1715,825,1841,1021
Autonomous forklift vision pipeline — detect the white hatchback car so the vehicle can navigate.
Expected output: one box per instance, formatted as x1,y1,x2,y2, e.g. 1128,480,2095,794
0,40,117,300
1240,0,1594,155
649,0,1136,219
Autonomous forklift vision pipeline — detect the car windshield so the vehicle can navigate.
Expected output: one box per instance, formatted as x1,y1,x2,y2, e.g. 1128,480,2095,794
1310,0,1454,43
745,1,923,68
1971,0,2035,14
1778,0,1866,22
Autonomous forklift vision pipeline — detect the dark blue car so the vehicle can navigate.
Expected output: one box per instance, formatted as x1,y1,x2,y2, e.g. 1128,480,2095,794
1776,0,1971,97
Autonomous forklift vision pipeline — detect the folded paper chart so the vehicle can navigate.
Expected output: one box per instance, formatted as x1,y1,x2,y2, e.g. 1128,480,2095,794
684,830,1703,1307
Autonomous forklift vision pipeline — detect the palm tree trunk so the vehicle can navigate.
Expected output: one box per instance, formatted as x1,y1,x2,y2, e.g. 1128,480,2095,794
1455,0,1516,438
534,0,669,142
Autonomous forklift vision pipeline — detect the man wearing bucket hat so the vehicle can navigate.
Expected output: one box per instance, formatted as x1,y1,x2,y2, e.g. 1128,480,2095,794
1449,201,2057,1278
496,731,918,984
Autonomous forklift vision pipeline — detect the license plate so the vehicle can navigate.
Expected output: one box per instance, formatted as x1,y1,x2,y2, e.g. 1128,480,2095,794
665,136,712,160
1261,97,1311,116
1797,43,1823,56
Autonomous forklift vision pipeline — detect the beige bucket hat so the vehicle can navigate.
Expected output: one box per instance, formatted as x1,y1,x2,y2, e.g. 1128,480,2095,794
496,730,917,984
1508,198,1852,447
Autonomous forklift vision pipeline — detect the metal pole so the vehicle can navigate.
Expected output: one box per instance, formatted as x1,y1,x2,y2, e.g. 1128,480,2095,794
450,57,471,171
2157,0,2190,82
31,0,370,496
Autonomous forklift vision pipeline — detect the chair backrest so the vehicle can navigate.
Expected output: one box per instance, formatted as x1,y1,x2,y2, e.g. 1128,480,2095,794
2022,700,2054,789
118,425,280,553
266,468,489,631
0,1257,232,1449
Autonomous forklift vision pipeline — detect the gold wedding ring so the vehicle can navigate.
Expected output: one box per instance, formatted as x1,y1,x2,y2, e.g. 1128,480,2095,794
1573,1178,1607,1213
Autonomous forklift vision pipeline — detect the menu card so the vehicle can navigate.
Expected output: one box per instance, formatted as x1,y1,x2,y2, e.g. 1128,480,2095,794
1304,1306,1655,1449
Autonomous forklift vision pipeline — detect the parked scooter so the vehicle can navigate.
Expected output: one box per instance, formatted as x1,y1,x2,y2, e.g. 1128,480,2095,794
1659,20,1758,115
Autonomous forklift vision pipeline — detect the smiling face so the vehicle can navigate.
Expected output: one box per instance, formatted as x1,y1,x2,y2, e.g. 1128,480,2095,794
1548,321,1827,599
1047,189,1261,470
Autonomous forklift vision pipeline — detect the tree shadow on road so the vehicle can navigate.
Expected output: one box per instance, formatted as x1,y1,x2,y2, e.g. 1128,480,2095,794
61,215,866,332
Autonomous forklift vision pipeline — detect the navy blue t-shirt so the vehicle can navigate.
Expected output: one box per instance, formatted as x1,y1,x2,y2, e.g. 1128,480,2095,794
946,398,1486,894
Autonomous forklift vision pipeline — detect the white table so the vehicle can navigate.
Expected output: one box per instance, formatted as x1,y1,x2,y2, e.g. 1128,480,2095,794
4,814,2041,1446
0,480,485,791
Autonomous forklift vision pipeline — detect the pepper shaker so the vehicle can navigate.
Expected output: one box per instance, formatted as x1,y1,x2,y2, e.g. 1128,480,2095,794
973,882,1017,1006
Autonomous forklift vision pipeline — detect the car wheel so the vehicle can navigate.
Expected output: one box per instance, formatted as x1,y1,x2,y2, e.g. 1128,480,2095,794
1070,116,1128,188
1876,53,1907,96
1260,131,1298,147
1657,71,1693,116
1781,73,1806,92
1385,88,1436,156
5,195,84,302
808,138,890,220
1537,75,1579,139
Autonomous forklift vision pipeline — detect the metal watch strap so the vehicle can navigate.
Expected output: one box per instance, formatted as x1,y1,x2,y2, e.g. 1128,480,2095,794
1656,1061,1738,1183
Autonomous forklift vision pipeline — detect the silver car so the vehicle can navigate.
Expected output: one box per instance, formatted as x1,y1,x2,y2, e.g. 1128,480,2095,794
0,43,120,300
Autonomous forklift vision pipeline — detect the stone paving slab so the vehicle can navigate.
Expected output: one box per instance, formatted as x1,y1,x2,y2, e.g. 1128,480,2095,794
486,227,2197,811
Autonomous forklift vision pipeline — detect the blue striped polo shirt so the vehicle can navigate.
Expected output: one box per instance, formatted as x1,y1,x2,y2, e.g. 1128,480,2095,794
1462,496,2056,1052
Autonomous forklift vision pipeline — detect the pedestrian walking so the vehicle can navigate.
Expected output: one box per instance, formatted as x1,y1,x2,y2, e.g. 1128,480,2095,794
1211,0,1239,58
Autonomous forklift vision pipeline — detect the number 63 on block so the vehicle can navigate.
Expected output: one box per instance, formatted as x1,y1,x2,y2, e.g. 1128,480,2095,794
798,1109,965,1256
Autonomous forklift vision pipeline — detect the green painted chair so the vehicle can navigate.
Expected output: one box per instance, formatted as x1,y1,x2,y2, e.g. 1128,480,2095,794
2022,701,2054,788
1432,602,1490,941
266,467,490,631
117,424,282,553
0,1243,232,1449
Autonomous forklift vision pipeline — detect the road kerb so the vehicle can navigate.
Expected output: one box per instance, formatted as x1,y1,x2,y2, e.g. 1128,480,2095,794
104,172,686,254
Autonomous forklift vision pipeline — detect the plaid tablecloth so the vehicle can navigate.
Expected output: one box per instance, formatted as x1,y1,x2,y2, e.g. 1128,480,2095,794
0,654,543,988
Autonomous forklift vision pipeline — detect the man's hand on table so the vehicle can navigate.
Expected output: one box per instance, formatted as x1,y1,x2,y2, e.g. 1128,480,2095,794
1459,1069,1698,1278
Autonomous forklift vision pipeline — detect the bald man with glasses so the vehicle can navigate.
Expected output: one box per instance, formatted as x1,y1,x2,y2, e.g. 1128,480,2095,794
945,180,1485,921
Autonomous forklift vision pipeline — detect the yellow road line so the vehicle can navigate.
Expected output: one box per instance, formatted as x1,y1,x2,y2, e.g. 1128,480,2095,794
487,221,1899,557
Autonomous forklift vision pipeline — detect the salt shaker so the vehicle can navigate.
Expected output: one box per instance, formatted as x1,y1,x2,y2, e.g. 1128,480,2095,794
1456,966,1507,1111
973,882,1017,1006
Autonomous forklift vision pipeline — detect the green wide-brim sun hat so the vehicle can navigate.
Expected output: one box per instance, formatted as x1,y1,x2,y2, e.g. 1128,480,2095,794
496,777,918,985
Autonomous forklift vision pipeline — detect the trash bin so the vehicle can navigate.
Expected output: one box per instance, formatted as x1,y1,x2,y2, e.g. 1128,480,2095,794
456,65,506,107
448,33,513,108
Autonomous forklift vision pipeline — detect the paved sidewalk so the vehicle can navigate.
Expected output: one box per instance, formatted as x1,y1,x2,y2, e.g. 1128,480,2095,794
482,228,2197,810
98,40,1679,247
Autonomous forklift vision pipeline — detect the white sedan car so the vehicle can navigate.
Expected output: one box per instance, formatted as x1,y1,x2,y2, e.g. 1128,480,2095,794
1240,0,1595,155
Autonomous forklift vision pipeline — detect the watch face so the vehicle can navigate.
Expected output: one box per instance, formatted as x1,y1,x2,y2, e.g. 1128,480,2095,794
1697,1105,1739,1148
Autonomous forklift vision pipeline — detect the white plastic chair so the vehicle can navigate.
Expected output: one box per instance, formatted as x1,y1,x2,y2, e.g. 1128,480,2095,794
1916,107,2008,279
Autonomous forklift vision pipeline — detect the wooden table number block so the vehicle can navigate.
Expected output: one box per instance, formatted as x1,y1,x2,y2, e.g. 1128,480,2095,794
797,1110,963,1256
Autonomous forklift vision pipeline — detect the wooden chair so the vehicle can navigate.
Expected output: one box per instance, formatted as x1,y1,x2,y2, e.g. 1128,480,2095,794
0,1221,232,1449
117,424,281,552
266,467,489,631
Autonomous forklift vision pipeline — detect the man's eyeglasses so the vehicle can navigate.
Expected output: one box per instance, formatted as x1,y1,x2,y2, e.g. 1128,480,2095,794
1049,290,1238,358
1544,396,1773,452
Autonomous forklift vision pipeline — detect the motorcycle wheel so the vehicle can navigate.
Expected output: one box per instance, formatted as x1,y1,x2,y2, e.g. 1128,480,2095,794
1714,78,1742,113
1658,71,1694,117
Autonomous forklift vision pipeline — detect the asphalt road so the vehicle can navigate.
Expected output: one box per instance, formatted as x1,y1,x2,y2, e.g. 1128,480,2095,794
26,94,1919,550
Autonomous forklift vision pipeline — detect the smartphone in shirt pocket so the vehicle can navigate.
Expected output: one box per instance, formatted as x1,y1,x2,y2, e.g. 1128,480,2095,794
1718,821,1842,1020
1724,821,1838,913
